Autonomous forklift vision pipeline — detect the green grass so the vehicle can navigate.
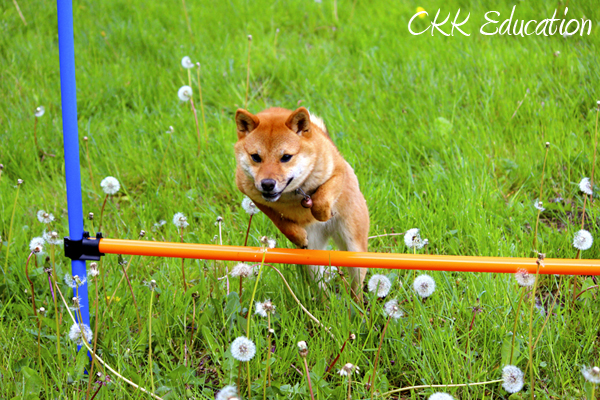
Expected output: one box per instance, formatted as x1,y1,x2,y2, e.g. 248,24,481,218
1,0,600,398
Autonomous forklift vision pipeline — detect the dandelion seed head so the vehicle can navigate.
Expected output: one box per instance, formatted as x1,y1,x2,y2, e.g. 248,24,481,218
17,179,23,185
582,366,600,384
230,263,255,277
534,200,545,212
241,196,260,215
573,229,593,251
368,274,392,298
383,299,404,319
413,274,436,298
339,363,359,376
515,269,536,287
429,393,455,400
88,212,94,220
29,237,45,254
64,273,86,288
230,336,256,362
259,236,276,249
37,210,55,224
255,299,275,317
69,323,93,345
215,385,239,400
100,176,120,195
502,365,524,393
43,230,61,246
35,106,45,117
172,212,189,229
178,85,192,102
247,34,252,41
153,219,167,231
181,56,194,69
404,228,428,249
579,177,593,196
89,262,99,277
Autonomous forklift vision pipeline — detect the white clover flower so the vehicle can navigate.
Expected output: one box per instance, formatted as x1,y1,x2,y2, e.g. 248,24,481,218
338,363,359,376
37,210,55,224
181,56,194,69
69,323,93,345
534,200,545,212
573,229,593,251
368,274,392,298
502,365,524,393
43,230,61,246
514,269,536,287
413,274,436,298
64,273,87,288
241,196,260,215
582,366,600,384
215,385,239,400
178,85,193,102
404,228,428,249
429,393,455,400
383,299,404,319
230,263,255,277
255,299,275,317
100,176,120,195
29,237,45,254
579,177,593,196
230,336,256,362
172,212,189,229
35,106,45,118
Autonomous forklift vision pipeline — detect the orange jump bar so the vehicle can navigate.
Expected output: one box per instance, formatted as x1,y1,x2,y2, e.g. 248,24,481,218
98,238,600,275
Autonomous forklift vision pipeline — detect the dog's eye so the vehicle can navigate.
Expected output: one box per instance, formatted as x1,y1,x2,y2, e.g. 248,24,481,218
251,154,262,163
281,154,293,163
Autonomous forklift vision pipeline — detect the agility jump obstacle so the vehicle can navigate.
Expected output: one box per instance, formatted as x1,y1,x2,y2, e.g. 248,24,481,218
56,0,598,334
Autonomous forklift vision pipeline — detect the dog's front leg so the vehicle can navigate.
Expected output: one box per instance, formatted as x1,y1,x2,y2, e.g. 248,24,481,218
310,171,344,222
253,202,309,248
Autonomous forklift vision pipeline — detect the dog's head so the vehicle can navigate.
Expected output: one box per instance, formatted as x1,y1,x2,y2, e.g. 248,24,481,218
234,107,316,202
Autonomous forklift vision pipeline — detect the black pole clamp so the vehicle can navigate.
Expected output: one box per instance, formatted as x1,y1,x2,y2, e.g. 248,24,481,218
64,232,105,261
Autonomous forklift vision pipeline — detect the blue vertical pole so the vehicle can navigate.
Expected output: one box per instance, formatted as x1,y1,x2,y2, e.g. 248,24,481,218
57,0,90,330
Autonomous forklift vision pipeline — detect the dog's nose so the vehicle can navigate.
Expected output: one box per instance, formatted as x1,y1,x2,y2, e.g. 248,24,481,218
261,179,276,192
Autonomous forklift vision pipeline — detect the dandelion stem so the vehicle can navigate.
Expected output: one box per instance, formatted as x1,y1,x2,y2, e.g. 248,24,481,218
25,252,37,316
149,288,155,393
527,259,542,400
268,264,335,339
12,0,27,25
98,194,109,234
84,138,96,191
33,117,40,155
381,379,504,396
532,280,562,350
244,214,253,247
86,276,103,400
158,129,173,183
122,261,142,332
50,245,63,371
325,334,350,375
3,181,21,279
370,314,392,399
509,287,526,364
196,64,208,145
190,97,202,157
54,282,164,400
302,356,316,400
180,0,193,41
246,250,267,336
245,36,252,109
180,227,188,292
533,143,550,252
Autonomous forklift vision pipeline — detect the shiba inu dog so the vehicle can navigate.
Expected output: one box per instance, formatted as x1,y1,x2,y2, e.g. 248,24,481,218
234,107,369,296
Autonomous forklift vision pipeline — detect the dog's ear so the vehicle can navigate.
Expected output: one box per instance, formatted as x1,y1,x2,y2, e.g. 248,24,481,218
235,109,260,139
285,107,311,136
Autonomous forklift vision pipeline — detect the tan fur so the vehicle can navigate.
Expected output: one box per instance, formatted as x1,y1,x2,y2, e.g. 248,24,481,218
234,107,369,296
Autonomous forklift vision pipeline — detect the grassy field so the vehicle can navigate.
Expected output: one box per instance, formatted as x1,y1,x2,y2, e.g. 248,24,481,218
1,0,600,398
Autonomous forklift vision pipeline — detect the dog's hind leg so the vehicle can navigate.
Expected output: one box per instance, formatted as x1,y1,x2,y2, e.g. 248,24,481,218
332,219,368,299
